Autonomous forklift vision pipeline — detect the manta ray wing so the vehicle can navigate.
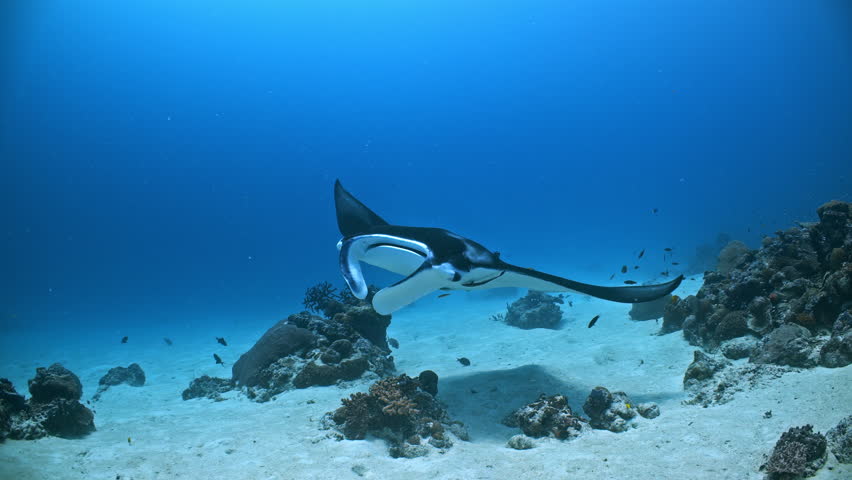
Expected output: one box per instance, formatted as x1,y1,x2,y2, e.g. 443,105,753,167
491,264,684,303
335,179,389,237
372,262,455,315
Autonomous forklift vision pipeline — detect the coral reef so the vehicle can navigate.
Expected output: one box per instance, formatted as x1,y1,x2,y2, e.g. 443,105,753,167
582,386,658,432
663,202,851,373
327,373,466,457
181,376,234,401
4,365,95,440
827,415,852,463
499,291,565,330
182,284,394,403
92,363,146,400
761,425,827,479
629,294,672,321
507,434,536,450
503,394,584,440
819,311,852,368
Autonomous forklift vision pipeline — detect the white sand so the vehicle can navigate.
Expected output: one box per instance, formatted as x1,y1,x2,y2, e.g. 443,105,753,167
2,276,851,479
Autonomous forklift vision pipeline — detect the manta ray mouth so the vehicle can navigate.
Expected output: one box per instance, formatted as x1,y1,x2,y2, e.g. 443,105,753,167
366,243,427,258
462,271,505,287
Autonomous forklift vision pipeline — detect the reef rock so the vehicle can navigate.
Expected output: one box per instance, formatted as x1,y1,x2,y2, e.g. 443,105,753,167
629,294,671,321
750,324,820,368
503,394,584,440
761,425,827,478
0,379,27,442
181,376,234,401
819,310,852,368
92,363,146,400
661,295,697,334
667,201,852,359
827,415,852,463
327,373,466,457
8,365,95,440
501,291,564,330
232,320,316,387
720,336,759,360
507,434,536,450
581,386,655,433
28,363,83,403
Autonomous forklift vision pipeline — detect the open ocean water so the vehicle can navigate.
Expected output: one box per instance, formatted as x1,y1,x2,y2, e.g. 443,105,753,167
2,2,852,479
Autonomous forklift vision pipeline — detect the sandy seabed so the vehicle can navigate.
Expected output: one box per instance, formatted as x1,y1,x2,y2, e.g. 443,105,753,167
2,276,851,480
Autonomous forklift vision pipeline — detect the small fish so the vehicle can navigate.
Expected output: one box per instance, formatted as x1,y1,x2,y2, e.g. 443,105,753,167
457,357,471,366
568,301,573,307
388,337,400,349
121,336,128,344
621,265,628,274
587,315,600,328
671,295,680,304
127,437,132,445
634,265,639,270
661,271,670,277
609,273,616,280
437,293,451,298
747,227,751,233
671,262,680,266
213,353,225,366
216,337,228,347
638,249,645,259
638,359,644,366
652,208,658,214
163,337,173,346
623,280,637,285
664,247,673,252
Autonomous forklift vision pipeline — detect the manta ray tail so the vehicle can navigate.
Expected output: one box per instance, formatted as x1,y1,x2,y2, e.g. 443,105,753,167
335,180,389,237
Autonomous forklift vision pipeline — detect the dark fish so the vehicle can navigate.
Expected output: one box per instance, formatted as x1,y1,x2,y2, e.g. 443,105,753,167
213,353,225,366
163,337,173,346
388,337,400,349
664,247,673,252
652,208,659,214
121,336,128,344
621,265,628,274
634,265,639,270
216,337,228,347
638,249,645,259
671,262,680,266
568,301,573,307
661,271,670,277
623,280,637,285
437,293,451,298
609,273,616,280
587,315,600,328
457,357,471,366
747,227,751,232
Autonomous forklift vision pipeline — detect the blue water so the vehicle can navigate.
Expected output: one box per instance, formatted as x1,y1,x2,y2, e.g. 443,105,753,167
2,0,851,335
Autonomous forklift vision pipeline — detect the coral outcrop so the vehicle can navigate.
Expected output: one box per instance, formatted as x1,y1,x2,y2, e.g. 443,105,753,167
582,386,658,432
3,364,95,440
498,291,565,330
761,425,827,478
666,201,851,358
827,415,852,464
327,373,466,458
181,376,234,401
184,282,395,403
682,350,791,407
503,394,584,440
92,363,146,400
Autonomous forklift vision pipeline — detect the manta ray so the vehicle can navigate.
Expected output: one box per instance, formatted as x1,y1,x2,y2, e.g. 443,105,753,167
334,180,683,315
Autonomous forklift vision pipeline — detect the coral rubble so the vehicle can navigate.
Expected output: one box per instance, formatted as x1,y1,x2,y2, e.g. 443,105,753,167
181,376,234,401
503,394,584,440
582,386,658,432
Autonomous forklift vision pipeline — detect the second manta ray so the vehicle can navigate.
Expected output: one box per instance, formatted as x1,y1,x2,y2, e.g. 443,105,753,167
334,180,683,315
